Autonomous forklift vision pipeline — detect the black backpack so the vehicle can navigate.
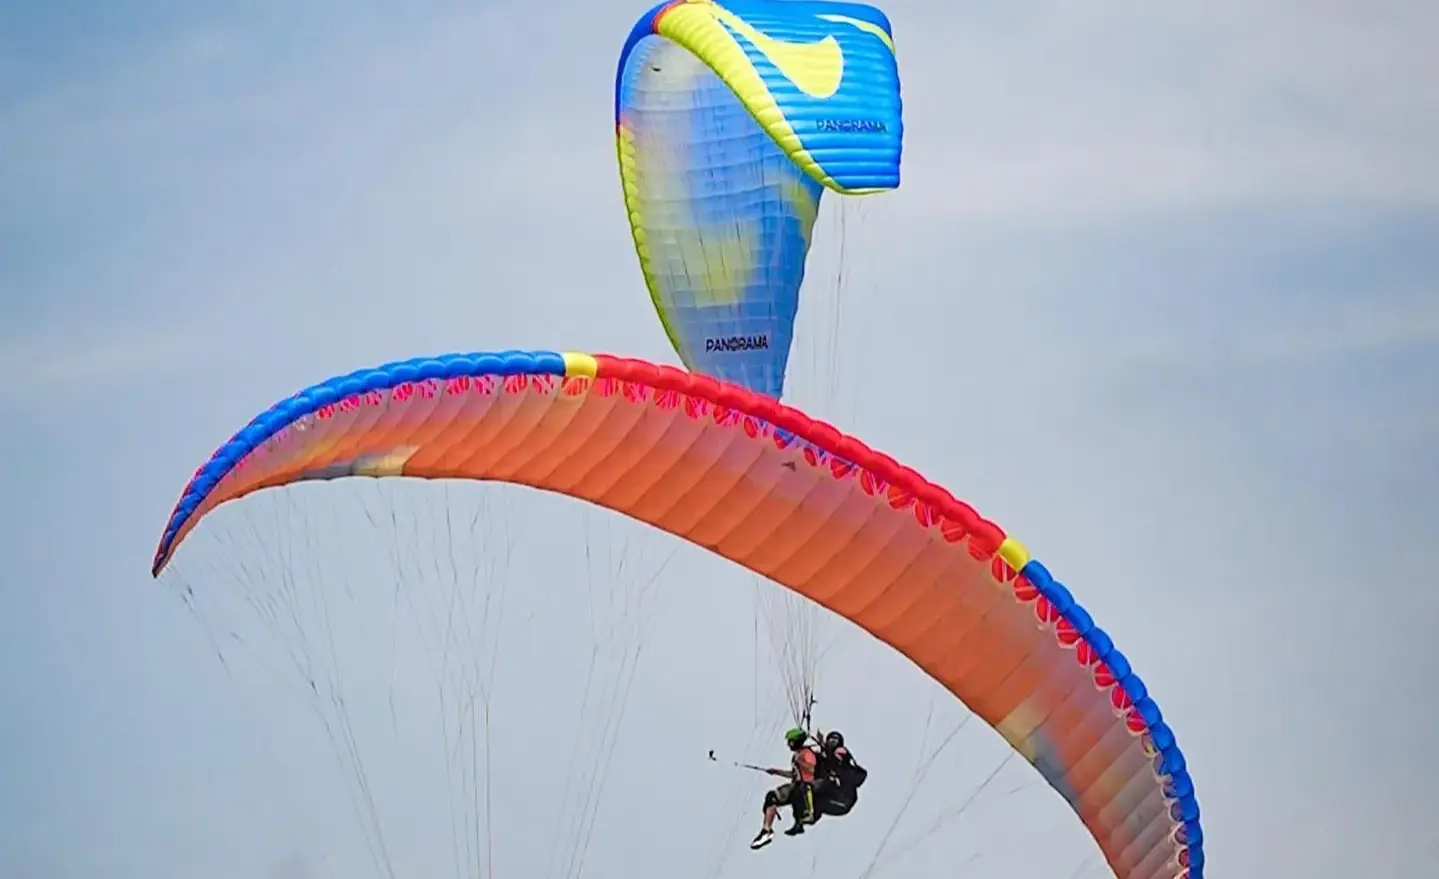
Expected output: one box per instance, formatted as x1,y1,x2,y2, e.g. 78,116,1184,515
827,749,867,789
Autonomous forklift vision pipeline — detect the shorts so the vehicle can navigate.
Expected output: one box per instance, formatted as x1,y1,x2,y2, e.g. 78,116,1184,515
771,781,813,816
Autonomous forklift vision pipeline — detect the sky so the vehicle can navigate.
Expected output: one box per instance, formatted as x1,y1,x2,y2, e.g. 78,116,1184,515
2,0,1438,877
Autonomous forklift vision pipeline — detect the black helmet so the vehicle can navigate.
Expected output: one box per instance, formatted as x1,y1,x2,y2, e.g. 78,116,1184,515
823,730,844,750
784,727,808,749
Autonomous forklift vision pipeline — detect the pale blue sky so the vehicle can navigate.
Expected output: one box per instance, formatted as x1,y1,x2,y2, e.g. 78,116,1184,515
2,1,1437,877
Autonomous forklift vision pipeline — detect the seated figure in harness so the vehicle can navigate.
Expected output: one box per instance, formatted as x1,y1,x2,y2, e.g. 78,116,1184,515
812,730,867,816
749,728,818,850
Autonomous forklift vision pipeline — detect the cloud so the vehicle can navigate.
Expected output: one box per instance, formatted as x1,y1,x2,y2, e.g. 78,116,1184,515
894,0,1439,217
1102,288,1439,373
0,312,221,407
267,850,314,879
1240,292,1439,363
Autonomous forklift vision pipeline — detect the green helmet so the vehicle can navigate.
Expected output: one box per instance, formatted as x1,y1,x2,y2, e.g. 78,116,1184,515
784,727,807,748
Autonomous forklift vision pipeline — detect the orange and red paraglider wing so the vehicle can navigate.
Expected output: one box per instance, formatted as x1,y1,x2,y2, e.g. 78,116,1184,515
153,349,1202,879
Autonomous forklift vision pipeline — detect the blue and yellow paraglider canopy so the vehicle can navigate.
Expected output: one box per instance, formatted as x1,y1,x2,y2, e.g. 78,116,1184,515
615,0,903,399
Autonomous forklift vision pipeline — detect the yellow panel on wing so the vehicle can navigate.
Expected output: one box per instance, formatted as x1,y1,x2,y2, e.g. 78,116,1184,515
656,1,840,191
655,0,903,196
